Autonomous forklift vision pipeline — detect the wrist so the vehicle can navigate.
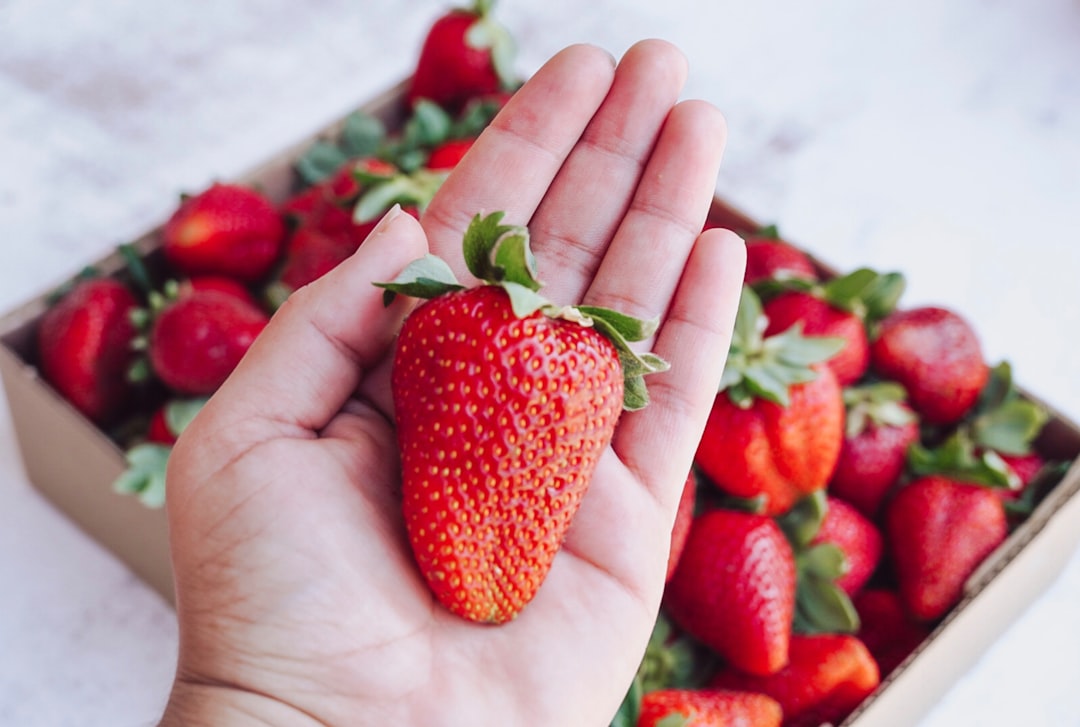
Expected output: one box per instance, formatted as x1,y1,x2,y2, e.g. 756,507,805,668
159,678,326,727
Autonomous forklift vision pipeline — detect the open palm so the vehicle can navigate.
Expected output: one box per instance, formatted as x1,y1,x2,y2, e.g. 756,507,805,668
161,40,745,727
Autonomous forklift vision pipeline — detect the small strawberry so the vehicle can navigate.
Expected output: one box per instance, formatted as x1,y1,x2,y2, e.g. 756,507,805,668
871,306,988,425
741,234,818,287
666,472,698,582
407,0,518,113
884,475,1007,621
813,496,883,597
695,288,846,516
264,226,361,307
636,688,783,727
710,634,880,727
828,382,919,519
37,277,140,425
426,137,476,170
162,183,286,282
664,509,796,676
133,284,270,396
997,452,1046,500
853,588,930,676
376,211,667,624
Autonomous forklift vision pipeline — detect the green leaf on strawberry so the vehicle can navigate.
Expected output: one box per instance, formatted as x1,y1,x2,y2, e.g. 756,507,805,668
721,287,845,408
113,443,171,508
376,211,668,412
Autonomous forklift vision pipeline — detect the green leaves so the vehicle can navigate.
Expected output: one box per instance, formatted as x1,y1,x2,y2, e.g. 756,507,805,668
374,211,669,411
722,287,844,408
113,444,171,508
778,492,861,635
296,111,387,185
374,254,464,305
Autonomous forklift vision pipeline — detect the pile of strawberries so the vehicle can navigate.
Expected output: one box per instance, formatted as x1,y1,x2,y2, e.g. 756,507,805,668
613,227,1070,726
28,2,1075,726
35,0,517,507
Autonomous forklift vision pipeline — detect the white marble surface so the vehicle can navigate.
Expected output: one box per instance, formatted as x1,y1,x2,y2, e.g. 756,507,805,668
1,1,1079,725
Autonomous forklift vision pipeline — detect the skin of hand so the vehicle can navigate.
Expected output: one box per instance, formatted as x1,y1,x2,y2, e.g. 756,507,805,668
159,39,746,727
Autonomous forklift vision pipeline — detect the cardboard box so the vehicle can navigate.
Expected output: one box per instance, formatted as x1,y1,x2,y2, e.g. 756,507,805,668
2,82,1078,726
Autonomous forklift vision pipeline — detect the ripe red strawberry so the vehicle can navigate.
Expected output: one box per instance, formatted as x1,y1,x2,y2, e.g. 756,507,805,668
183,275,260,308
269,226,359,302
710,634,880,727
884,475,1007,621
742,236,818,286
637,688,782,727
144,288,269,396
854,588,930,676
828,382,919,519
146,405,177,445
377,212,667,623
695,288,845,516
427,137,476,170
997,452,1046,501
871,306,988,425
162,182,286,282
664,509,796,676
666,472,698,582
407,0,517,113
37,277,139,425
763,290,868,386
813,496,883,597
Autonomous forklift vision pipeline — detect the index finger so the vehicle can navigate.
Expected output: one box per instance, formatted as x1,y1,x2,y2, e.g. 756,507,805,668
421,44,616,281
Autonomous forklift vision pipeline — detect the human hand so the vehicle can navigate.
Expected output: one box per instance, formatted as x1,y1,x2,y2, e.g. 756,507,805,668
159,40,745,727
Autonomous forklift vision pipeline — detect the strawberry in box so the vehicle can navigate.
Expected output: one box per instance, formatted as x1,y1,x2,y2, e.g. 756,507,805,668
695,287,846,516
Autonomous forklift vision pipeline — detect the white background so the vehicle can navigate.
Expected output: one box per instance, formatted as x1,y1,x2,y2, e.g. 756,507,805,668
1,1,1078,724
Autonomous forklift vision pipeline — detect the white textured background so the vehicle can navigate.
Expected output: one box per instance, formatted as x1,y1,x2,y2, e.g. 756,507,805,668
1,1,1079,725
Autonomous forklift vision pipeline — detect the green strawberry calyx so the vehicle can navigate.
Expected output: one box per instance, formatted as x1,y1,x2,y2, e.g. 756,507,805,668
908,361,1050,490
464,0,518,91
719,286,845,409
776,491,861,635
375,211,669,411
843,381,917,439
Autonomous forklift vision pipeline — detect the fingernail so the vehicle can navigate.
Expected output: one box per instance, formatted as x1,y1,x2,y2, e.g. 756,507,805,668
371,203,403,234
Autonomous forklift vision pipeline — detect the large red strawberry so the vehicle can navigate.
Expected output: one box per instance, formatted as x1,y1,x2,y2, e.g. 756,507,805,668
710,633,880,727
871,306,988,425
162,182,286,282
828,382,919,519
884,475,1007,621
664,509,796,676
695,288,845,516
636,688,782,727
138,285,270,396
377,212,667,624
37,277,139,425
407,0,517,113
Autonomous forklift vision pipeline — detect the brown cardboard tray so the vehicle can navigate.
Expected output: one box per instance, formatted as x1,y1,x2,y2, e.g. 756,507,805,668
2,82,1079,726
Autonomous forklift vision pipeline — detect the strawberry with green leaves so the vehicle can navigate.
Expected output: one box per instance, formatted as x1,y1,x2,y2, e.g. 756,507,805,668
376,211,668,624
37,276,140,425
663,508,796,676
871,305,988,425
884,474,1008,621
710,633,880,727
762,268,905,386
131,280,270,396
635,689,783,727
407,0,518,113
828,381,919,519
694,287,846,516
162,183,286,283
